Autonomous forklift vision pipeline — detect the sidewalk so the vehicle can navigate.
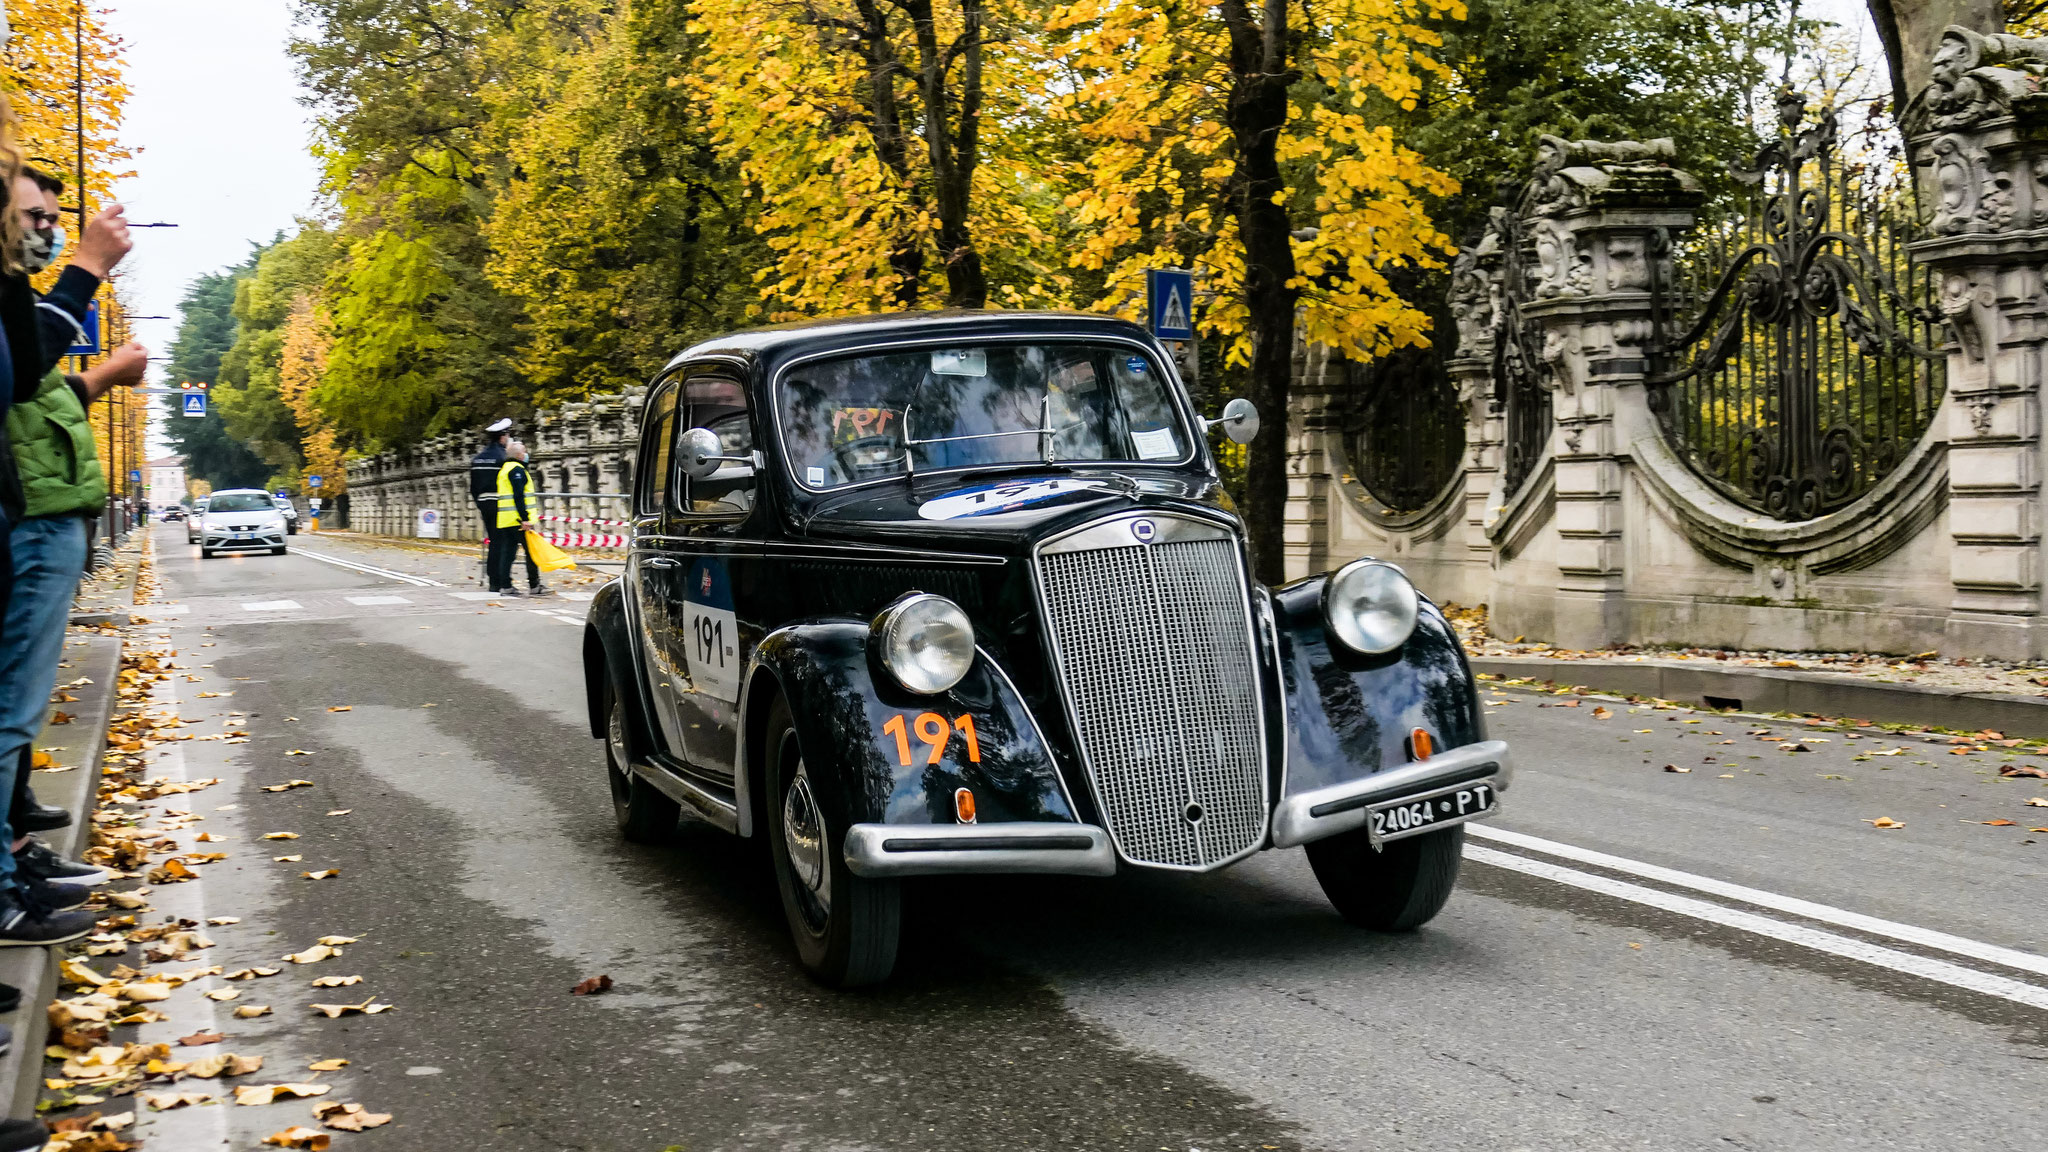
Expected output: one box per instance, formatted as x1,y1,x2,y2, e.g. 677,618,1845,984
1444,603,2048,738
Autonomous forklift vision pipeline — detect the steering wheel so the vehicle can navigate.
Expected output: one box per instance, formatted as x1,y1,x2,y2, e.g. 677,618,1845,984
832,434,905,481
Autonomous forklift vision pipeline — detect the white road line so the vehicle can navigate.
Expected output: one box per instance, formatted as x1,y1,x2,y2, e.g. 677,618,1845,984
134,603,190,615
449,591,503,601
1466,846,2048,1012
293,547,447,587
557,591,596,601
1468,824,2048,980
346,594,413,606
240,600,302,611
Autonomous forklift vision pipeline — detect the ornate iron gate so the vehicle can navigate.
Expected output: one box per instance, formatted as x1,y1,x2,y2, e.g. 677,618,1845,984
1648,93,1944,521
1343,313,1466,514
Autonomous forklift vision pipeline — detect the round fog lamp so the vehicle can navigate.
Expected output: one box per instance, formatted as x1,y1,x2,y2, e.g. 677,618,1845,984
875,594,976,694
1324,559,1419,654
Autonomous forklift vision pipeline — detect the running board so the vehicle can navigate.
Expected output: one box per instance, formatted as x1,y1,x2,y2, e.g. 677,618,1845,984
631,761,739,833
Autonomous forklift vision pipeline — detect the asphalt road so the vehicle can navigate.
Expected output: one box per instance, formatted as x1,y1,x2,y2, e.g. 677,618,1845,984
105,522,2047,1151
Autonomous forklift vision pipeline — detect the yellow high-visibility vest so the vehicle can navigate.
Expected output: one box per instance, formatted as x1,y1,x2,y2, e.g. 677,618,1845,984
494,460,532,528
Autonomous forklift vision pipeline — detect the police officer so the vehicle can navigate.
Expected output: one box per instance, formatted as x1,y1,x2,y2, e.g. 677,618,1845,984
471,418,522,594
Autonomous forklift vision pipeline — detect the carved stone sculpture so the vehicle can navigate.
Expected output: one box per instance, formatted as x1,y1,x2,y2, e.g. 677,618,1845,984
1923,25,2048,132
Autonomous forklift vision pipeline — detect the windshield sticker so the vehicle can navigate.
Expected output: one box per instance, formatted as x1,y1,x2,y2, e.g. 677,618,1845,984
930,349,988,377
807,466,826,487
1124,355,1146,374
918,478,1114,520
1130,426,1179,460
831,407,898,442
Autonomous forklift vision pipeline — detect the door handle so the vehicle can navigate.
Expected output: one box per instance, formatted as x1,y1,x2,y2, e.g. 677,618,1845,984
643,556,679,570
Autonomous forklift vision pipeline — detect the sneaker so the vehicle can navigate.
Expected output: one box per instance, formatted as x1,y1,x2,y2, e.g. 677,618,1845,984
0,1117,46,1152
15,839,108,885
0,982,20,1015
526,585,553,597
21,876,90,911
0,884,93,946
494,587,526,598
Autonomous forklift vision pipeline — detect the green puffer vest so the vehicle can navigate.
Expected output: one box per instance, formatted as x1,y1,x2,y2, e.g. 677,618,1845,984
4,368,104,519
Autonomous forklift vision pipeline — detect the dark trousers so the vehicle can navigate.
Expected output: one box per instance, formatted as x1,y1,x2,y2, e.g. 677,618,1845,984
485,523,522,591
518,532,541,589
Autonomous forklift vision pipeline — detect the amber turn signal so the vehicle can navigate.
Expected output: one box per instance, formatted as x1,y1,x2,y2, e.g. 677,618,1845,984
953,787,978,824
1408,728,1434,761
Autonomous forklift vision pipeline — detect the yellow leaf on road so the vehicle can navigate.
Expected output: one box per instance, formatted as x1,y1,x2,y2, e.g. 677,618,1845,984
233,1005,272,1018
307,1059,348,1072
274,855,302,862
325,706,351,713
262,1126,330,1150
260,780,314,792
2025,797,2048,807
284,750,315,756
315,936,358,946
142,1091,214,1110
203,988,239,1002
1591,707,1613,719
301,869,340,880
309,975,361,988
284,945,337,965
261,832,299,841
236,1083,331,1106
309,998,393,1018
314,1100,393,1131
207,917,240,925
1865,817,1906,828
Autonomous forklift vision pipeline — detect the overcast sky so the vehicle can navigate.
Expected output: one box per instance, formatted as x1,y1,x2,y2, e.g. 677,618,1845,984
102,1,322,454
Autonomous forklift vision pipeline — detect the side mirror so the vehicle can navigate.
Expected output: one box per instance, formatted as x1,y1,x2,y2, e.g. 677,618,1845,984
1208,397,1260,444
678,426,757,480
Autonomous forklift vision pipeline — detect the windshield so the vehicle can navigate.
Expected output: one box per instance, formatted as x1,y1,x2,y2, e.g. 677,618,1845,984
777,342,1191,488
207,493,273,513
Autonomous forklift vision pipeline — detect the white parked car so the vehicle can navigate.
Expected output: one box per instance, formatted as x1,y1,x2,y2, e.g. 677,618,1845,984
273,495,300,534
184,498,208,544
197,489,289,558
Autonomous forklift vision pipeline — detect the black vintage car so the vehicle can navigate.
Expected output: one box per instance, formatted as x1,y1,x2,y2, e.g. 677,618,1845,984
583,310,1511,986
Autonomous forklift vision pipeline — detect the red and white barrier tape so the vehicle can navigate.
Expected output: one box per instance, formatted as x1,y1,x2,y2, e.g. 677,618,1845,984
539,512,633,527
544,531,629,548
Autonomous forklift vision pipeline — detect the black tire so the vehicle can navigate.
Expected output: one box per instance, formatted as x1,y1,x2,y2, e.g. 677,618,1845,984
199,548,214,559
271,546,287,556
1305,824,1465,931
764,695,899,987
604,679,677,843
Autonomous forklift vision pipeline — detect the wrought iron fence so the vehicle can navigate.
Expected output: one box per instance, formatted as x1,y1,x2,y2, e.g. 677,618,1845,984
1342,336,1465,514
1648,93,1945,521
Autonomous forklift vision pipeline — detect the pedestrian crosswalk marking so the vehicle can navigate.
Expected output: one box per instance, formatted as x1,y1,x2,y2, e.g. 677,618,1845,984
137,604,191,615
447,591,503,601
346,595,413,606
240,600,303,612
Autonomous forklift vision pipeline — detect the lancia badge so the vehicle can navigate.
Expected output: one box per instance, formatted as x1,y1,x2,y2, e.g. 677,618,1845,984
1131,519,1157,543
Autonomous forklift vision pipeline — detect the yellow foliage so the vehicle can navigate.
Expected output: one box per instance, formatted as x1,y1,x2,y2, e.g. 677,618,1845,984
1047,0,1461,365
277,295,345,496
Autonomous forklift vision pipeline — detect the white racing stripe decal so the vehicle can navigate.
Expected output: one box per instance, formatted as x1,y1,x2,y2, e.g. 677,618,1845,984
1468,825,2048,980
292,547,447,587
1467,846,2048,1012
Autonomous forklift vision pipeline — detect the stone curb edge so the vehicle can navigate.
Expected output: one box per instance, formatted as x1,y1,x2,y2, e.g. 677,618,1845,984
1470,655,2048,739
0,633,124,1120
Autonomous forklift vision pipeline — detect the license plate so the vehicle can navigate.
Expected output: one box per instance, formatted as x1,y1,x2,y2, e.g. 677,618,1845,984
1369,778,1499,845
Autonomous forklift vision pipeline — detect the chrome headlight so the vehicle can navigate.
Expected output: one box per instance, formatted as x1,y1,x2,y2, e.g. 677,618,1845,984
874,594,975,694
1324,559,1419,654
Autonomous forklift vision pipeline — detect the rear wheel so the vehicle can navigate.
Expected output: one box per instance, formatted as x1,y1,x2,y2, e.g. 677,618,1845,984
1305,824,1465,931
765,695,899,987
604,680,677,843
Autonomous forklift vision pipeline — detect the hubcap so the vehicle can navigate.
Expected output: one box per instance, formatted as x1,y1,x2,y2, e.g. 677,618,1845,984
781,757,830,924
606,694,631,801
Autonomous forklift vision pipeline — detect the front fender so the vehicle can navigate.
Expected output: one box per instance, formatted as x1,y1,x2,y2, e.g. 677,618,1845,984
1273,577,1488,800
743,621,1079,834
582,578,642,742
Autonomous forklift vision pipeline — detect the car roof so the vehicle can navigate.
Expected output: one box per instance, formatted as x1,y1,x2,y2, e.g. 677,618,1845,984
664,309,1160,376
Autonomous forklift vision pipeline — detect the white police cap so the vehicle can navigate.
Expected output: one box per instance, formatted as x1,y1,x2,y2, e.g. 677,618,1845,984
486,418,513,433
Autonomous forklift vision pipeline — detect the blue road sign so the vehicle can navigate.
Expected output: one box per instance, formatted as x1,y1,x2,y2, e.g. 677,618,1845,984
1147,269,1194,341
129,470,141,484
181,391,207,418
66,299,101,356
307,474,323,488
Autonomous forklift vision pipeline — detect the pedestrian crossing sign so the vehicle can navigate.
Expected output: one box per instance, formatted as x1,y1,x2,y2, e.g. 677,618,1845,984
1147,268,1194,341
182,391,207,418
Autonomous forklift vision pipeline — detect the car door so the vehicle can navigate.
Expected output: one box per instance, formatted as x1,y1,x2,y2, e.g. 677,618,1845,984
671,371,760,779
628,376,692,757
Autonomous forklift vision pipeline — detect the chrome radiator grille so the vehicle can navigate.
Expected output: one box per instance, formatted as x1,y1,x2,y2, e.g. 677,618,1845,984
1036,518,1266,869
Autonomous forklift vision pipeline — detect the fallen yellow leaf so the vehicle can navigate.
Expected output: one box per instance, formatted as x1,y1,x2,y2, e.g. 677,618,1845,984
309,998,393,1018
1865,817,1906,829
233,1005,272,1019
202,988,239,1002
306,1058,349,1072
262,1126,331,1150
261,832,299,841
325,706,351,713
302,869,340,880
283,945,337,964
314,1100,393,1132
236,1083,332,1106
309,975,362,988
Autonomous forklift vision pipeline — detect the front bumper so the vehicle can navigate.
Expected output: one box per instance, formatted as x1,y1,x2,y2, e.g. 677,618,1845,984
844,822,1117,878
205,531,286,550
1270,739,1513,849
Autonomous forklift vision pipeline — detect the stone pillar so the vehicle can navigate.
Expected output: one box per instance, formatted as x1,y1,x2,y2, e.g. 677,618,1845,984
1513,138,1701,649
1448,230,1506,561
1912,27,2048,659
1283,338,1341,580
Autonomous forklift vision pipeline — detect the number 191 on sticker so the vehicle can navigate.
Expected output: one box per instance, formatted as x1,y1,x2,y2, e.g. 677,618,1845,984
882,712,981,766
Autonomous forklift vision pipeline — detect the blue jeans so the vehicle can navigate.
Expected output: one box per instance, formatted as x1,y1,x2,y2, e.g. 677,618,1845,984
0,515,91,883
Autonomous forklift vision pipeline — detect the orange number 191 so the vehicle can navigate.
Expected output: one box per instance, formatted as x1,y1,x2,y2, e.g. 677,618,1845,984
882,712,982,767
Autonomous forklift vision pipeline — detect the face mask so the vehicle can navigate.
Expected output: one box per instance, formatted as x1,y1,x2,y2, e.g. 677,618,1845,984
20,225,61,274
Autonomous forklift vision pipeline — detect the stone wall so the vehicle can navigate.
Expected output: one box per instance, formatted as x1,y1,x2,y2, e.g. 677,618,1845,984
344,388,646,541
1285,30,2048,661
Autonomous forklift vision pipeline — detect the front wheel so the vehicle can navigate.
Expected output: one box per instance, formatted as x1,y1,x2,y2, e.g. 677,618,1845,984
200,548,214,559
1305,824,1465,931
271,546,287,556
604,680,677,843
764,696,899,987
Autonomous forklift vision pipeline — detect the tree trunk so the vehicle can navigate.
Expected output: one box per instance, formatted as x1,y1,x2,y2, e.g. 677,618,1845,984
903,0,987,308
1867,0,2003,114
854,0,926,307
1221,0,1298,585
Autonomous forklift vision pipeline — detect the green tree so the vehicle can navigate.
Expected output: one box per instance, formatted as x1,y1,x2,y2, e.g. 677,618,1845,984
216,227,338,485
161,264,271,491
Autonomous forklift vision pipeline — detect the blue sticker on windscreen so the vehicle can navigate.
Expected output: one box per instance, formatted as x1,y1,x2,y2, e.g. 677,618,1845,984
1125,356,1146,374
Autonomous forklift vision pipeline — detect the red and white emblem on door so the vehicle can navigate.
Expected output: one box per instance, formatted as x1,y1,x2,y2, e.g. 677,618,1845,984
700,569,714,595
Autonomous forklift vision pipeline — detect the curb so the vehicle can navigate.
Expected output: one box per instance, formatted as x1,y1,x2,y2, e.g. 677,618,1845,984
0,632,122,1120
1470,655,2048,737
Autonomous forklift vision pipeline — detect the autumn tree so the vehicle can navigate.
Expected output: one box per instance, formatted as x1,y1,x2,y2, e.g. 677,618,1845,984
162,265,272,490
216,227,335,485
691,0,1069,316
1052,0,1460,580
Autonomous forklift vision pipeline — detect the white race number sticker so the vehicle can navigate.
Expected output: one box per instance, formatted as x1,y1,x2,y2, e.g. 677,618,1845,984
681,602,741,701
